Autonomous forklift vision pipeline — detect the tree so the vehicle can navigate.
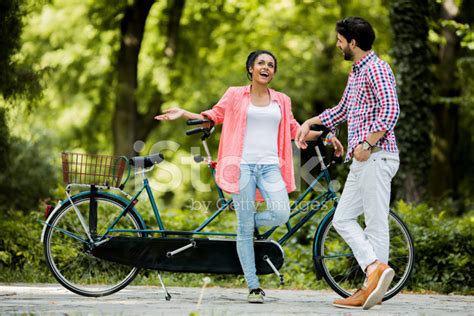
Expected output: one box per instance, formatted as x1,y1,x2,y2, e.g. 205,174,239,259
113,0,185,156
389,0,432,203
0,0,55,212
0,0,39,99
16,0,398,210
0,0,40,167
1,0,25,168
430,0,474,206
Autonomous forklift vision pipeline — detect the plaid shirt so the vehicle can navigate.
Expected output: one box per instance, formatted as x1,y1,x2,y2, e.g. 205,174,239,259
319,51,400,162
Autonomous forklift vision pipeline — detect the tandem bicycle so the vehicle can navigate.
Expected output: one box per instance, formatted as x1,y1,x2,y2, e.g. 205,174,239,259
40,120,414,300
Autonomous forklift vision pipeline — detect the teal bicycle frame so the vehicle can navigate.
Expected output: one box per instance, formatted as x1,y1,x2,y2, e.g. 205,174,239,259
100,157,338,248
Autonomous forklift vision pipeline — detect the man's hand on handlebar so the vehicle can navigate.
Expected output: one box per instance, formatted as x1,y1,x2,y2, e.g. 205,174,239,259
329,135,344,158
295,123,345,157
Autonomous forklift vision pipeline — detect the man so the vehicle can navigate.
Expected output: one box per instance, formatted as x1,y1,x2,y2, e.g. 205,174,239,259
296,16,400,310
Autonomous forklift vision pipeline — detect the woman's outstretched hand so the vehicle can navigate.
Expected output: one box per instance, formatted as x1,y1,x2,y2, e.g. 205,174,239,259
154,107,185,121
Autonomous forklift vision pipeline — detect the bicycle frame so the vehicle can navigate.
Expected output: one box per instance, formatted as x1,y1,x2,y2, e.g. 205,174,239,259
41,127,338,249
101,154,338,248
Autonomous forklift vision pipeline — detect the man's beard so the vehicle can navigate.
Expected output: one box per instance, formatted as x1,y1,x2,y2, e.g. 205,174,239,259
343,46,354,61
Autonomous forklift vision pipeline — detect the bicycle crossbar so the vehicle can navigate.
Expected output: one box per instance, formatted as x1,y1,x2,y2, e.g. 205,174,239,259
110,229,237,237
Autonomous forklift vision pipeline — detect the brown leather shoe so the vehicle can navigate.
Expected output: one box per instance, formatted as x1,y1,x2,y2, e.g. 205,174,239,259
333,290,382,309
333,289,367,309
363,262,395,310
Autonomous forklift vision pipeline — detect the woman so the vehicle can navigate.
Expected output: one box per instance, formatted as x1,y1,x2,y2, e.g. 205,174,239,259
155,50,337,303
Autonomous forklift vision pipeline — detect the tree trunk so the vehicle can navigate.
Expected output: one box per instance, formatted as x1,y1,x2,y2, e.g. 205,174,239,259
113,0,185,156
113,0,155,156
0,108,10,170
136,0,185,142
389,0,432,203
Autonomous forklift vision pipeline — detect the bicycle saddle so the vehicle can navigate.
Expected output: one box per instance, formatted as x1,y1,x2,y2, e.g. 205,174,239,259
129,153,164,168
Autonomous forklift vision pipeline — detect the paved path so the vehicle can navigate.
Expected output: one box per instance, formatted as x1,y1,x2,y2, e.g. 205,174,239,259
0,284,473,315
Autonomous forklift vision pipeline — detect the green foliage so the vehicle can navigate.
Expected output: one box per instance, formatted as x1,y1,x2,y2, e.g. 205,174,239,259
457,57,474,202
1,0,43,204
1,198,473,294
0,108,10,168
396,201,473,294
0,134,58,212
15,1,392,208
0,210,53,283
0,0,41,100
439,19,474,50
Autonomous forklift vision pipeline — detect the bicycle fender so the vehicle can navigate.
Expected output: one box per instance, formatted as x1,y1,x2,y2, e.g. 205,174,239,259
40,200,64,243
40,191,146,243
312,207,336,279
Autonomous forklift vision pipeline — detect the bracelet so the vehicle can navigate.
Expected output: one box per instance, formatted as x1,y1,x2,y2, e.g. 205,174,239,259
323,133,333,146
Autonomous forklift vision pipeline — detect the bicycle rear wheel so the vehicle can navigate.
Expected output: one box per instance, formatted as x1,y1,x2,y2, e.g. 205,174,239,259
313,210,414,301
44,193,145,297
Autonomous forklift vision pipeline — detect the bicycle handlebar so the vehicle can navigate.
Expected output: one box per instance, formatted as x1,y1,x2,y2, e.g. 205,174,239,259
186,119,213,126
308,125,330,145
186,127,207,136
185,119,215,140
310,124,329,134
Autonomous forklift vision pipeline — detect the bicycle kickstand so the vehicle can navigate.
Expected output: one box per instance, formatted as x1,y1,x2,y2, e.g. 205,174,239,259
157,271,171,301
263,255,285,285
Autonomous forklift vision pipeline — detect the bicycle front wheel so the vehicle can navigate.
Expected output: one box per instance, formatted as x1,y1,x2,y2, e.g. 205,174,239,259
314,210,414,301
44,193,145,297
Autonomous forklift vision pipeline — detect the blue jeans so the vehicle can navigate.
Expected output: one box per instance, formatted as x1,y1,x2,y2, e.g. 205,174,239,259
232,164,290,289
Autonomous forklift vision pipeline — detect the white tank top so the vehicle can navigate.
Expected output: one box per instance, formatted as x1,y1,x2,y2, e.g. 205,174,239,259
241,101,281,164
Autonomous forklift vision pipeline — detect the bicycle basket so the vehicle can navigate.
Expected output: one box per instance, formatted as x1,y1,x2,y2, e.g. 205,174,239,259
62,152,127,188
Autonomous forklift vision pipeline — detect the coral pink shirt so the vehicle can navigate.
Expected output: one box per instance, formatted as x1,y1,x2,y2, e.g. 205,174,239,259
201,85,300,194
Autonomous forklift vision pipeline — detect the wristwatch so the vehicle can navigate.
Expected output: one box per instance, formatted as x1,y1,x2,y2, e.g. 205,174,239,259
361,140,373,151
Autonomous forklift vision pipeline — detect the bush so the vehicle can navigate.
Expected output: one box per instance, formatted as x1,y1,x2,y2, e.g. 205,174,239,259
1,199,472,295
0,209,53,282
0,135,58,212
396,201,473,294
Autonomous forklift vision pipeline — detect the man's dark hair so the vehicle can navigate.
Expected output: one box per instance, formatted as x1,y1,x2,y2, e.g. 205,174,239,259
335,16,375,51
246,50,278,81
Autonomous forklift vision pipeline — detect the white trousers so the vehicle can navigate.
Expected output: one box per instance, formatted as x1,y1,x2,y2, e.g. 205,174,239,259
333,150,400,272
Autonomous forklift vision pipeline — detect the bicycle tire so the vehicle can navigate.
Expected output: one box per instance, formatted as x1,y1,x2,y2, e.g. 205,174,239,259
44,192,145,297
313,210,414,301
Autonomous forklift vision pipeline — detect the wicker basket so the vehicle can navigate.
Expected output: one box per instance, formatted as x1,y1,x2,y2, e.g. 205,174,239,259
62,152,127,188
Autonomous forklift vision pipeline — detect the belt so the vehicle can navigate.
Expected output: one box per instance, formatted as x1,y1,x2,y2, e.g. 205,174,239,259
371,146,382,153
